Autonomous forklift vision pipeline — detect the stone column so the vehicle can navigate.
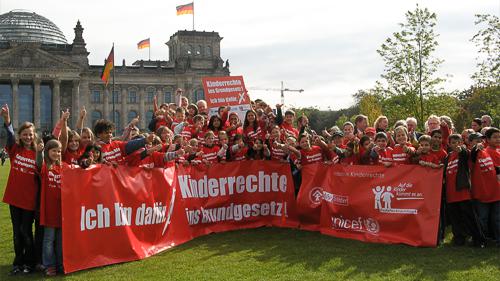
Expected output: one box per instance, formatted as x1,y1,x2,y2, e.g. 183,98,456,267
121,87,127,127
11,78,19,129
33,78,41,128
103,88,109,121
72,79,80,128
139,86,145,130
79,80,90,128
157,88,163,108
52,79,61,128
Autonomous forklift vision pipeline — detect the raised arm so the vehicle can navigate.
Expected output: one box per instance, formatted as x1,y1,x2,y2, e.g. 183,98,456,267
1,104,14,148
76,106,87,133
60,109,70,153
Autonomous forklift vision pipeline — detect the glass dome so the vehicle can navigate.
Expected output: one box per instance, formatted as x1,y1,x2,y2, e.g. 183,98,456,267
0,10,68,44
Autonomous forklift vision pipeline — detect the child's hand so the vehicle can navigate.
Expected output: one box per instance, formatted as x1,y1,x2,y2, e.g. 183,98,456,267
253,144,258,150
61,108,70,122
130,116,140,127
36,142,44,152
146,133,155,144
1,104,10,119
265,133,270,140
79,106,87,119
276,104,283,109
475,143,484,151
176,149,185,157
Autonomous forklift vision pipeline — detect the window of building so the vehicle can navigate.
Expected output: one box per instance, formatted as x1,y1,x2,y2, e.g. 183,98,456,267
146,110,154,122
128,90,137,104
0,84,13,120
127,110,138,124
91,110,102,127
109,111,120,130
164,91,172,103
109,90,120,104
40,84,52,132
91,90,101,103
146,89,155,103
18,84,33,123
193,89,205,101
205,46,212,57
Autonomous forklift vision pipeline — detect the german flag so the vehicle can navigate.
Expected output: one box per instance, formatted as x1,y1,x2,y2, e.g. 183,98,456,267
101,47,114,85
176,2,194,15
137,38,150,49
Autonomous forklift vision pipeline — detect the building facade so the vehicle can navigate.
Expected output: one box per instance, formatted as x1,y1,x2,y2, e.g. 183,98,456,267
0,10,230,140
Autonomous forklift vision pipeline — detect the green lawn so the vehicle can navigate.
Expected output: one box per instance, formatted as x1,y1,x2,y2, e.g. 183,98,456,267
0,161,498,280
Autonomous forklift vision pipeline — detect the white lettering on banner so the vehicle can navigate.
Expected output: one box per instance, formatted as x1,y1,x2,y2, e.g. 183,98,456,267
331,215,380,235
309,187,323,205
371,183,421,215
80,202,168,231
206,80,242,88
322,191,349,206
102,148,122,161
333,171,385,179
184,201,287,225
178,171,287,199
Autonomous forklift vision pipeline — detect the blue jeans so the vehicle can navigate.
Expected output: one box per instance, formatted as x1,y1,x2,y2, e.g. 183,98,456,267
42,227,62,271
475,201,500,245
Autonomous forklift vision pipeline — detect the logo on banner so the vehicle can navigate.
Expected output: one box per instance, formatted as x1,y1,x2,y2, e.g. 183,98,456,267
309,187,323,205
323,191,349,206
331,215,380,235
372,183,423,215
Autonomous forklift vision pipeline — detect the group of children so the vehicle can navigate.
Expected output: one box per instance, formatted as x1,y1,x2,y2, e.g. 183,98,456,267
1,96,499,276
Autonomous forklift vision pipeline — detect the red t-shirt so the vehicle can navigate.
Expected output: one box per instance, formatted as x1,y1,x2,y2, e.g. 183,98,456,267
63,148,84,165
100,140,127,164
471,147,500,202
419,153,440,165
269,142,287,162
155,117,170,130
201,145,220,164
2,144,38,210
326,149,340,164
40,163,62,228
280,122,299,138
430,148,447,165
232,146,248,161
445,151,471,203
243,122,265,146
300,146,324,165
391,144,414,165
374,147,393,166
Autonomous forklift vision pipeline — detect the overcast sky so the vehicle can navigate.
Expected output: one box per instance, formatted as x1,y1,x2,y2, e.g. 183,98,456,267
2,0,498,109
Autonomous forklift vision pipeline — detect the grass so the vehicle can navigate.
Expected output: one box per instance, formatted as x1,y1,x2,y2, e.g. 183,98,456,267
0,161,499,280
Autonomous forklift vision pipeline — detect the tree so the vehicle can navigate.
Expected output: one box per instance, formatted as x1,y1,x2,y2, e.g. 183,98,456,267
471,14,500,87
377,5,445,125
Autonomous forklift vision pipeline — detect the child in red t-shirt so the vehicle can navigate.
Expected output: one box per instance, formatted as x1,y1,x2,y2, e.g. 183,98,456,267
1,104,38,274
444,134,485,247
370,132,393,167
415,135,443,168
391,126,415,165
35,139,63,276
471,128,500,246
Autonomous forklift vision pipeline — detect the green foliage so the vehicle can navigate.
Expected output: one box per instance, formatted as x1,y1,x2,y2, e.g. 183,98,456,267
455,86,500,130
471,14,500,87
293,106,359,133
376,4,445,125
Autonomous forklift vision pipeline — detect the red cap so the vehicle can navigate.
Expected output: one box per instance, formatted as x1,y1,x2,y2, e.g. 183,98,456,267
365,127,376,135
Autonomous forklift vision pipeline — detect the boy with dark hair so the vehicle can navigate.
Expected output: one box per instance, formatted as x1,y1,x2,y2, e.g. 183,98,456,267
94,119,153,165
444,134,486,247
471,127,499,247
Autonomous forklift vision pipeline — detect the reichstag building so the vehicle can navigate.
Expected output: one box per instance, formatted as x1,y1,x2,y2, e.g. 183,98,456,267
0,10,230,139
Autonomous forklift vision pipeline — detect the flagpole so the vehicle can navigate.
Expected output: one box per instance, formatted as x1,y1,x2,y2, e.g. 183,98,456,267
112,42,116,126
192,1,195,31
148,39,151,61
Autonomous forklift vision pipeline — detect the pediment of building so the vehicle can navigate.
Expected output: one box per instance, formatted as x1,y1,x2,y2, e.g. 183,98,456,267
0,45,81,71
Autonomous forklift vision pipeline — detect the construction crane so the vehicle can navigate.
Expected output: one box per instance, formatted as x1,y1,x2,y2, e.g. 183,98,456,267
248,81,304,105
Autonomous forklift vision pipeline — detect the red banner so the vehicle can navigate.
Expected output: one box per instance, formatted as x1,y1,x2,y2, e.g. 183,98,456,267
61,165,190,273
298,164,443,247
175,161,298,238
61,161,297,273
